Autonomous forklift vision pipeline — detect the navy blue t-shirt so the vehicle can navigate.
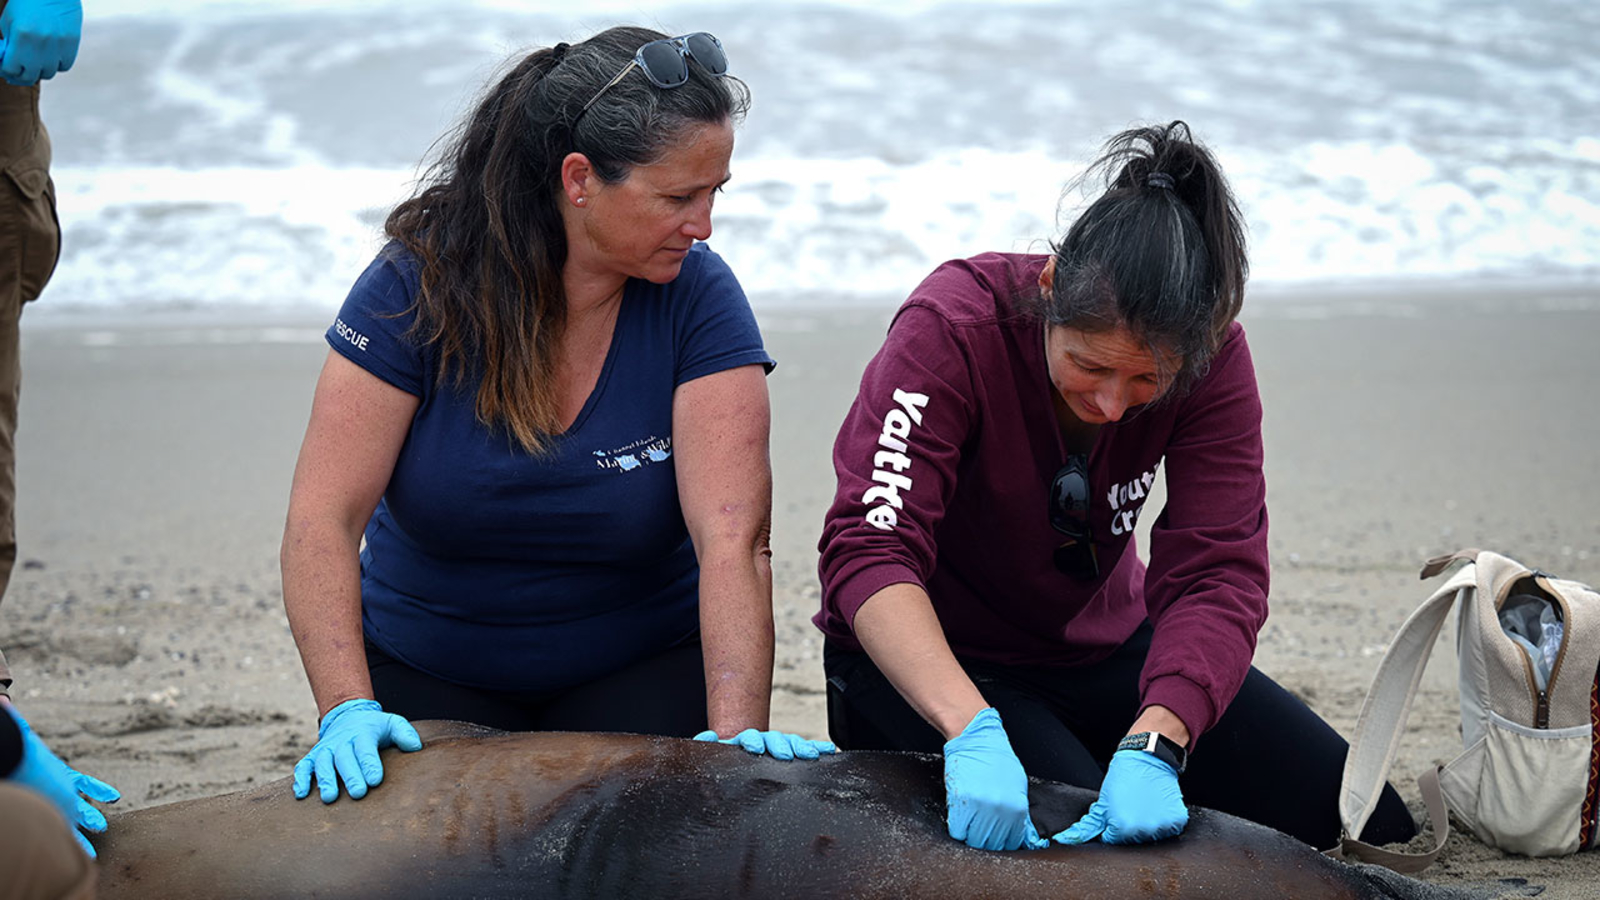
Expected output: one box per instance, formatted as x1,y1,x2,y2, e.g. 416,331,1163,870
325,242,774,693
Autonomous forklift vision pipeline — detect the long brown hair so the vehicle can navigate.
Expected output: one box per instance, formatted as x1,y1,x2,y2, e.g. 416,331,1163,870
384,26,750,454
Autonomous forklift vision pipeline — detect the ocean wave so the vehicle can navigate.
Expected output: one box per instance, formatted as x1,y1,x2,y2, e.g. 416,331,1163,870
37,141,1600,314
32,0,1600,314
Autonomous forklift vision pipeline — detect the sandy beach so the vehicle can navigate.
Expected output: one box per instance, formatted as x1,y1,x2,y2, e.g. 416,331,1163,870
5,292,1599,897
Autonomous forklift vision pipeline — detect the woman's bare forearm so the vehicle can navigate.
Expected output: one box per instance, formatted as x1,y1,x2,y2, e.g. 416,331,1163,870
852,583,989,740
281,517,373,719
697,538,775,735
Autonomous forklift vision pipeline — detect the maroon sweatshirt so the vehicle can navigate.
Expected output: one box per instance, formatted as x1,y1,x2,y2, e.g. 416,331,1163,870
814,253,1270,740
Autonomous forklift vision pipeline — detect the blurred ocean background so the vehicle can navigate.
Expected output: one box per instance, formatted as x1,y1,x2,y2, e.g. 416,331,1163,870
28,0,1600,321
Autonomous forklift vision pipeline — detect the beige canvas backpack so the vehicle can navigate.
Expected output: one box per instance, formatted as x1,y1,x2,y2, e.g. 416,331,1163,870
1329,549,1600,872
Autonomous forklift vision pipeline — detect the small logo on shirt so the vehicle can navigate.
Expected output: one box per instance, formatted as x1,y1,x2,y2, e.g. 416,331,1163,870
594,435,672,472
334,317,370,352
861,388,930,531
1107,466,1160,536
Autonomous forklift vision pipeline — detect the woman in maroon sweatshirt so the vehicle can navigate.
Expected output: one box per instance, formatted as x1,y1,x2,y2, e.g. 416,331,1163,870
815,122,1415,853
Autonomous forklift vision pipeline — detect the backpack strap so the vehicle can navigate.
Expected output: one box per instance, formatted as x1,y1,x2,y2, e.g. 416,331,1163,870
1325,554,1479,872
1334,767,1451,873
1419,548,1482,580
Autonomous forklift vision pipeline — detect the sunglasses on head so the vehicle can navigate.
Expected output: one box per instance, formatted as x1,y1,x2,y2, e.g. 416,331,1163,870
580,32,729,116
1049,454,1099,580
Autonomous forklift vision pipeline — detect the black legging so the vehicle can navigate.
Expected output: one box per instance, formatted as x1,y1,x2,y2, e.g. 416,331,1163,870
823,622,1417,849
365,637,709,736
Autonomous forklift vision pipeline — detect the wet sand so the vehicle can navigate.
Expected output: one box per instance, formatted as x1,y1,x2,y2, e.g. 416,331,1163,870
4,292,1598,897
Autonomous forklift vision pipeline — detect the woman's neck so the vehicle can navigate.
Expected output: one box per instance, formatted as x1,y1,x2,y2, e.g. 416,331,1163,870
1052,390,1099,456
563,268,626,319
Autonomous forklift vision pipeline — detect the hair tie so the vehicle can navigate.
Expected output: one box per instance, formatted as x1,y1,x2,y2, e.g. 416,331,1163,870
551,42,571,62
1147,171,1175,191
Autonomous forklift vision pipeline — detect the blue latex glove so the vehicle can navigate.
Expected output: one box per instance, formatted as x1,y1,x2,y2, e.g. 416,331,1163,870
1052,748,1188,845
0,0,83,85
942,707,1050,851
694,728,837,761
5,706,121,859
292,699,422,803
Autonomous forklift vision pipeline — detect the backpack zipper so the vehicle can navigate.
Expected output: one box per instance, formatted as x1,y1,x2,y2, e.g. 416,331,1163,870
1496,572,1546,728
1501,574,1570,729
1536,575,1572,729
1515,648,1549,728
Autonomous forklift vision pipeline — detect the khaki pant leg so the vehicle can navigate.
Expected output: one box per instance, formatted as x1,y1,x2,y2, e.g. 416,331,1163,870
0,783,97,900
0,82,60,618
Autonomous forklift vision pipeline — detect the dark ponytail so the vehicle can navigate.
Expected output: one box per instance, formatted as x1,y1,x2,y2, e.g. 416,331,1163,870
1032,121,1248,396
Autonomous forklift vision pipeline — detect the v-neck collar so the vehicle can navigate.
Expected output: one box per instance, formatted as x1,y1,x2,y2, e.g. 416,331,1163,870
557,279,633,440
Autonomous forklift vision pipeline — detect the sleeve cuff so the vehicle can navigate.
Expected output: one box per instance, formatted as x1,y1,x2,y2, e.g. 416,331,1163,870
677,349,777,385
1141,674,1217,748
324,332,423,397
832,561,925,631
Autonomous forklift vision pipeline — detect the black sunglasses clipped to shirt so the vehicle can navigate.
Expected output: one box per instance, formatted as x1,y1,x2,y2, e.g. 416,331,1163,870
580,32,729,115
1049,454,1099,580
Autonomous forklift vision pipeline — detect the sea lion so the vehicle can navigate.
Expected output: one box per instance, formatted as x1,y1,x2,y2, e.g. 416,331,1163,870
94,721,1469,899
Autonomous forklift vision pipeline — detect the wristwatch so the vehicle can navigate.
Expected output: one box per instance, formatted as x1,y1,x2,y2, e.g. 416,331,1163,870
1117,731,1188,775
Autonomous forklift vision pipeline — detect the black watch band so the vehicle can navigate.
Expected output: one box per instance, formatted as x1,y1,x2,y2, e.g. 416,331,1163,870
1117,731,1187,775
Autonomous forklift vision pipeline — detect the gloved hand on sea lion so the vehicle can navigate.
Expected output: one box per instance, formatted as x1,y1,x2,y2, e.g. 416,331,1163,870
292,698,422,803
694,728,837,760
1053,747,1188,845
942,707,1050,852
4,704,121,858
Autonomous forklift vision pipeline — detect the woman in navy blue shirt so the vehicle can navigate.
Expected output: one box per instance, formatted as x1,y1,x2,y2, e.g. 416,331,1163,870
281,26,830,804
